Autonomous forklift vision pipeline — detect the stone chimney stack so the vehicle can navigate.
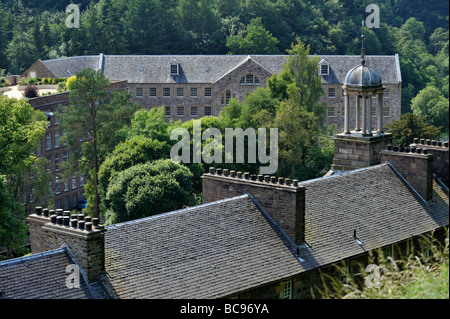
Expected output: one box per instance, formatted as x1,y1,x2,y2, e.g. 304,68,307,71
27,207,105,283
202,168,305,245
380,144,435,201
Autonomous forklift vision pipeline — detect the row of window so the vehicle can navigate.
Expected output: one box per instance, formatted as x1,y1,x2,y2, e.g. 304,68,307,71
135,86,212,98
165,106,212,117
55,193,84,210
46,131,63,150
54,174,85,195
327,106,390,117
327,88,390,99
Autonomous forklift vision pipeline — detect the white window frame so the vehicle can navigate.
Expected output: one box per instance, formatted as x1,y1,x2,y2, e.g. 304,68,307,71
149,87,157,97
177,106,184,117
204,106,212,116
46,133,52,150
190,87,198,98
320,64,329,75
176,87,184,98
170,64,179,75
55,154,60,171
204,87,212,97
54,131,60,148
72,175,77,189
382,107,390,118
328,87,336,98
135,87,143,98
327,106,336,117
165,106,171,116
163,87,171,97
190,106,198,117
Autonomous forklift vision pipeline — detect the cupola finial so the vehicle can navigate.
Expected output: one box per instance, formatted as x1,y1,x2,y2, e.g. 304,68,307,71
361,21,366,66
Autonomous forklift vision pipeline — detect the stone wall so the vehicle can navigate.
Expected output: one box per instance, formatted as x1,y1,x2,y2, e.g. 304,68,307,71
202,168,305,245
28,208,105,282
21,60,56,79
410,138,449,187
380,146,434,201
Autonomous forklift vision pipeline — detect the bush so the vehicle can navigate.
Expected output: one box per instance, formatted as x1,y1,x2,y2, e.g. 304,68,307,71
104,159,194,225
23,84,39,98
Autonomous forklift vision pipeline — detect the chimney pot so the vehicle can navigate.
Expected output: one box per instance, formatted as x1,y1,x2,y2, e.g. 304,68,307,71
285,178,291,186
387,144,392,151
426,139,431,145
78,220,85,230
50,215,57,224
270,176,277,183
416,148,422,154
423,148,428,154
399,146,405,152
431,140,437,146
85,216,92,223
35,207,42,215
410,146,416,153
413,138,419,144
251,174,257,181
264,175,270,183
78,214,85,221
278,177,284,184
63,216,70,226
230,170,236,177
244,172,250,179
56,209,63,216
237,171,242,178
258,175,264,182
63,211,70,217
405,146,410,153
438,141,442,147
216,168,222,175
420,138,425,145
56,216,63,225
71,219,78,228
223,169,229,176
445,141,449,148
209,167,215,174
92,218,99,227
393,145,399,152
43,208,49,217
293,179,299,187
85,222,92,231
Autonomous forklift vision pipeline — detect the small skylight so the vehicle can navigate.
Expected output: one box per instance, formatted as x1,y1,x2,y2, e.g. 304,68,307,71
205,66,210,72
138,66,144,72
66,69,72,75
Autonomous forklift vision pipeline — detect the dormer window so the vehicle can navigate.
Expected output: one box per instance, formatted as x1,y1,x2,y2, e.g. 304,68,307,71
319,59,329,75
169,58,179,75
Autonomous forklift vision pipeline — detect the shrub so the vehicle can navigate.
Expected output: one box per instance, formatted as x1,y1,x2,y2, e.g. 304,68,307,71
23,84,39,98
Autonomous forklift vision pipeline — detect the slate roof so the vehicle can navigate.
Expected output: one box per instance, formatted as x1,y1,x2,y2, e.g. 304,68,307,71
103,195,303,299
39,54,401,85
0,245,108,299
297,163,449,270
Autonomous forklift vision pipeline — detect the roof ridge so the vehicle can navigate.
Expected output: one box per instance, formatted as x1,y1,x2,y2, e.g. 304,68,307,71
0,247,66,267
106,194,250,230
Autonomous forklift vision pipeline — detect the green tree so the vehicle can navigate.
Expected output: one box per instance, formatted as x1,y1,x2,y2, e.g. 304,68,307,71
385,113,441,147
0,176,29,260
59,68,138,218
411,86,449,135
104,159,195,225
226,18,280,54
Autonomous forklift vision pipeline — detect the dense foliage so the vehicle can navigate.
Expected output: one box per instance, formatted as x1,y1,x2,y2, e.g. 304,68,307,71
0,1,448,121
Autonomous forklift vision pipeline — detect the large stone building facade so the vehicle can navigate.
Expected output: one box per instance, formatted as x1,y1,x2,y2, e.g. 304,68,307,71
22,54,402,132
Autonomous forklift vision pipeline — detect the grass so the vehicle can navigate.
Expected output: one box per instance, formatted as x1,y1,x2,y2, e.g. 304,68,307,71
320,230,449,299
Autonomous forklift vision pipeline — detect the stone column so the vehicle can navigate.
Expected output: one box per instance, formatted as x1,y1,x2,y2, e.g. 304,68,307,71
377,93,383,134
368,96,373,135
355,96,361,131
344,93,350,134
361,96,367,135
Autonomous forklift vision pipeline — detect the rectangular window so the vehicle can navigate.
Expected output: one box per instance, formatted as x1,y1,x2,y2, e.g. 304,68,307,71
177,87,184,97
165,106,171,116
321,64,329,75
136,87,143,98
328,87,336,98
383,89,390,98
371,107,376,118
54,109,59,125
327,106,336,117
149,87,157,97
63,151,68,162
64,179,69,192
170,64,178,75
55,179,61,195
204,87,212,97
56,198,61,209
64,196,69,210
55,154,60,171
246,74,254,85
72,175,77,189
163,87,170,97
191,106,198,117
190,87,198,97
80,174,85,187
204,106,212,116
48,181,53,197
72,193,77,209
383,107,390,117
46,133,52,150
177,106,184,117
47,157,52,172
54,131,60,148
281,280,292,299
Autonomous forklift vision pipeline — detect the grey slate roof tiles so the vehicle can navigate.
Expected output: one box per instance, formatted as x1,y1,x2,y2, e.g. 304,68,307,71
103,195,304,299
0,246,107,299
40,54,401,85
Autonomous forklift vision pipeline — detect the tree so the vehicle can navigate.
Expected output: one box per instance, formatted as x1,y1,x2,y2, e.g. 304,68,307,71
59,68,138,218
104,159,195,225
411,86,449,135
226,18,280,55
385,113,441,147
0,95,47,176
0,176,29,259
